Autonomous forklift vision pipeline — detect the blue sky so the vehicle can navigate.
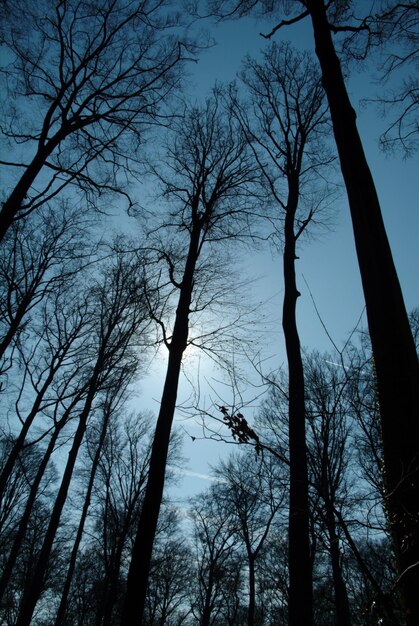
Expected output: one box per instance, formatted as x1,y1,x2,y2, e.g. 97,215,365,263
137,9,419,499
185,11,418,341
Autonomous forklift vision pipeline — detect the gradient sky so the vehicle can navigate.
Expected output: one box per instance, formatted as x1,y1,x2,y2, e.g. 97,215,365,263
137,9,419,501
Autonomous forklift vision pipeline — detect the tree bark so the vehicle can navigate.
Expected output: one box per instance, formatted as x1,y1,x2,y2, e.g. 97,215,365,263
306,2,419,621
282,179,313,626
200,566,215,626
122,226,201,625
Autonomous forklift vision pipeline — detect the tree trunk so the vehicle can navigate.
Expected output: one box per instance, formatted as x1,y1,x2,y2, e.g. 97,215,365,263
0,298,31,363
325,502,351,626
102,539,126,626
306,2,419,621
15,380,99,626
247,554,256,626
54,410,109,626
121,226,201,625
200,567,214,626
0,351,69,503
0,137,63,244
282,180,313,626
0,425,61,602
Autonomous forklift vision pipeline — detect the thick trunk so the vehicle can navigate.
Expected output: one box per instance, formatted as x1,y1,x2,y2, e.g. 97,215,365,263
282,183,313,626
307,2,419,621
122,227,201,625
121,334,186,625
200,569,214,626
0,139,62,244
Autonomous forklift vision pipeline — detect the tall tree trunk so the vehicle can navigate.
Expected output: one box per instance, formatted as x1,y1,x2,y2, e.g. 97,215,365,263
306,2,419,621
282,180,313,626
102,538,127,626
122,226,201,625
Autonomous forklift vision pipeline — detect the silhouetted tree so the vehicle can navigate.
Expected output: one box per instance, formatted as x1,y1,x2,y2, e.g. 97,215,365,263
254,350,402,624
348,1,419,155
234,41,334,625
0,280,94,531
0,439,57,621
207,2,419,619
12,250,151,626
144,509,192,626
0,0,192,243
257,534,289,626
189,484,241,626
213,452,284,626
305,354,353,626
91,413,153,626
53,394,149,626
122,92,261,624
0,204,91,378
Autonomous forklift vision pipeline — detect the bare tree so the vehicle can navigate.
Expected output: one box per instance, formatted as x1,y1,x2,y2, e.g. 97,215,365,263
213,452,284,626
0,283,94,511
0,203,91,379
144,508,193,626
122,92,262,624
53,393,149,626
233,41,334,626
207,2,419,619
91,412,153,626
190,484,241,626
257,534,289,626
9,250,151,626
304,353,354,626
53,421,183,626
0,0,191,243
350,1,419,155
0,438,56,581
254,354,400,624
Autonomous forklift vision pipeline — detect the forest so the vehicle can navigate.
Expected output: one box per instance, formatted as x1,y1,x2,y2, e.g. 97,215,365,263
0,1,418,625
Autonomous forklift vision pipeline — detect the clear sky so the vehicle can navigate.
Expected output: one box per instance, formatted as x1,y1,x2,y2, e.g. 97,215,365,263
136,9,419,501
